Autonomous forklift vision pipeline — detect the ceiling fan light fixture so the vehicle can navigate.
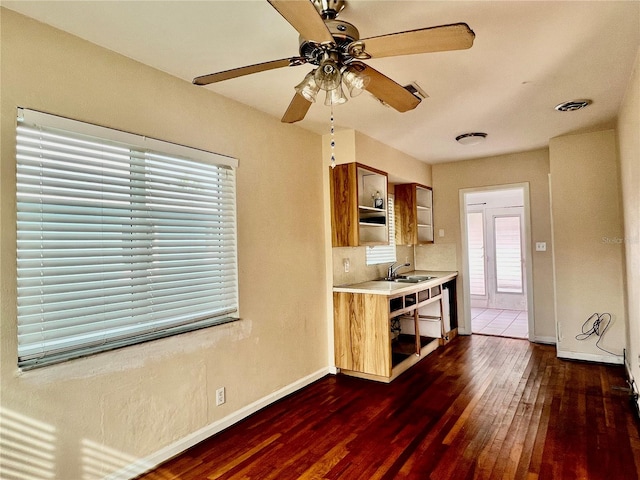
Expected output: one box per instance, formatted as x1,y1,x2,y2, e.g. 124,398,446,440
455,132,487,145
295,70,320,103
325,83,348,106
314,57,342,91
193,0,476,124
342,65,370,98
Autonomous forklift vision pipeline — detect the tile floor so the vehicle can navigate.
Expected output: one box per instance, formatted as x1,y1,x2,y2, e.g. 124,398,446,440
471,308,528,339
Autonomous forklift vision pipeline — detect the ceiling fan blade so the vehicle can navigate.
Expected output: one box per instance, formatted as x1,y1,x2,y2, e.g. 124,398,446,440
281,93,312,123
267,0,334,44
193,57,306,86
361,65,421,113
361,23,475,59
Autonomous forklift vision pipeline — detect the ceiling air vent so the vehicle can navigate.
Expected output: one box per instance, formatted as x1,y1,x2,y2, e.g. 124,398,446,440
555,99,592,112
404,82,428,101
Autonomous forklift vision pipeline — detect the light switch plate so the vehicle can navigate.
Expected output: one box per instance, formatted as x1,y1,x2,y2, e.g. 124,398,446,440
536,242,547,252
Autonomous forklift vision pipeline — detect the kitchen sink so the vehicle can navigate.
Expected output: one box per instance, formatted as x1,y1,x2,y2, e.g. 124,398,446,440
378,275,436,283
404,275,436,281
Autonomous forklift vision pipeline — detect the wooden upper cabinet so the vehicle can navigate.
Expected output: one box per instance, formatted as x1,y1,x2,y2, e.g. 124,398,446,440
330,163,389,247
394,183,434,245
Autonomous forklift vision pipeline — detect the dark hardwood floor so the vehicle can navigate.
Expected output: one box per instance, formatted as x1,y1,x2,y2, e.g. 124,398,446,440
136,335,640,480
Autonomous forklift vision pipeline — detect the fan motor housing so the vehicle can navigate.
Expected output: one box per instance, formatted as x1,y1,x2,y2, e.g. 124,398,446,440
299,19,360,64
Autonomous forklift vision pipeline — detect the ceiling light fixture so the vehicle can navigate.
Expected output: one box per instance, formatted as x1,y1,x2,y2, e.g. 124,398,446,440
341,62,370,98
295,56,370,106
314,55,342,91
324,84,348,106
555,99,592,112
294,70,321,103
455,132,487,145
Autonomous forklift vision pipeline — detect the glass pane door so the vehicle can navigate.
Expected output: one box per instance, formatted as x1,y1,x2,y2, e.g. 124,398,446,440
494,215,523,294
466,211,486,296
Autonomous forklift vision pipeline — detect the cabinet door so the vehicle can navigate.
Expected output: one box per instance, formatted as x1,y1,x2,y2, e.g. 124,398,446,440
394,183,417,245
333,292,391,377
395,183,433,245
330,163,359,246
330,163,389,247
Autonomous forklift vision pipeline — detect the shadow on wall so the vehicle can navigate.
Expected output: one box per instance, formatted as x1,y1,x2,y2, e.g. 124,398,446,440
0,407,164,480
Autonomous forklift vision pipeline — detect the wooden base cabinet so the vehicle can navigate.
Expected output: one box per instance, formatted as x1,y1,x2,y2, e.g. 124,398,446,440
333,278,456,383
333,293,391,378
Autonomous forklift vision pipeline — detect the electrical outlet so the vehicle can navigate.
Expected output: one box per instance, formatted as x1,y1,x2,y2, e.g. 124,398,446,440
216,387,225,406
535,242,547,252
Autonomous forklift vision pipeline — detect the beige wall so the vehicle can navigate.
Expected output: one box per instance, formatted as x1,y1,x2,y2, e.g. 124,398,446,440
422,149,555,341
322,129,432,286
1,9,327,478
353,130,432,185
617,48,640,392
549,130,626,362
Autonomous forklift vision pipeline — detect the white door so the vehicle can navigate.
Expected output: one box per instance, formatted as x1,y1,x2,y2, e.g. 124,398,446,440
467,206,527,310
485,207,527,310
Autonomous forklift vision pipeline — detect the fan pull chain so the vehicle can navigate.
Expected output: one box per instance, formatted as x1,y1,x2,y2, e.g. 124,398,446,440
330,105,336,169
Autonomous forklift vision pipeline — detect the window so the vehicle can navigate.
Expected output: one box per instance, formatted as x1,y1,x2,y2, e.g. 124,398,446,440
15,109,238,369
366,195,396,265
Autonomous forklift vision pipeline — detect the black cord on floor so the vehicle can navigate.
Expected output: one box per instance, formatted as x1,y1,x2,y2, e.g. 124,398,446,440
575,312,620,356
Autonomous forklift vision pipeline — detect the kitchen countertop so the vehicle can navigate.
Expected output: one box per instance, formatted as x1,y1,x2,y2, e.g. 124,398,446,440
333,270,458,296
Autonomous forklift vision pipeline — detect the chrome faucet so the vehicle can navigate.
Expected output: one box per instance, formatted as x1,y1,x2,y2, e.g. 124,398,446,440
387,262,410,280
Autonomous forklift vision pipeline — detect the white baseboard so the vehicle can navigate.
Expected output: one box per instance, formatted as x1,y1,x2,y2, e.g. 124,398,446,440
533,336,556,345
107,366,332,480
624,357,640,414
625,359,638,393
557,349,623,365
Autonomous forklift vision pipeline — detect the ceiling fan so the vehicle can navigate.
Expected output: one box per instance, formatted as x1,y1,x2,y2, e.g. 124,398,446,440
193,0,475,124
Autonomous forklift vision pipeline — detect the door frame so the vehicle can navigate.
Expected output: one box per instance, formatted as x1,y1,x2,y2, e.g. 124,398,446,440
459,183,535,341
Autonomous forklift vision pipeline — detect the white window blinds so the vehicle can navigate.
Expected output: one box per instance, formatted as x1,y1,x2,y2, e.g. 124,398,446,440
466,211,486,296
366,195,397,265
16,109,239,369
494,215,524,294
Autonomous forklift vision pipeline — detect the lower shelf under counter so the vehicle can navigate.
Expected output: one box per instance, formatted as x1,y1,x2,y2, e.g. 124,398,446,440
340,336,440,384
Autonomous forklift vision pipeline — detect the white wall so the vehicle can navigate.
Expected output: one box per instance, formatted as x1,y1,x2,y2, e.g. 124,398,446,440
549,130,626,363
617,48,640,403
0,9,328,478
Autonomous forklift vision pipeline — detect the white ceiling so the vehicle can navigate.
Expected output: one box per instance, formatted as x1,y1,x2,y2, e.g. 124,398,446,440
3,0,639,164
